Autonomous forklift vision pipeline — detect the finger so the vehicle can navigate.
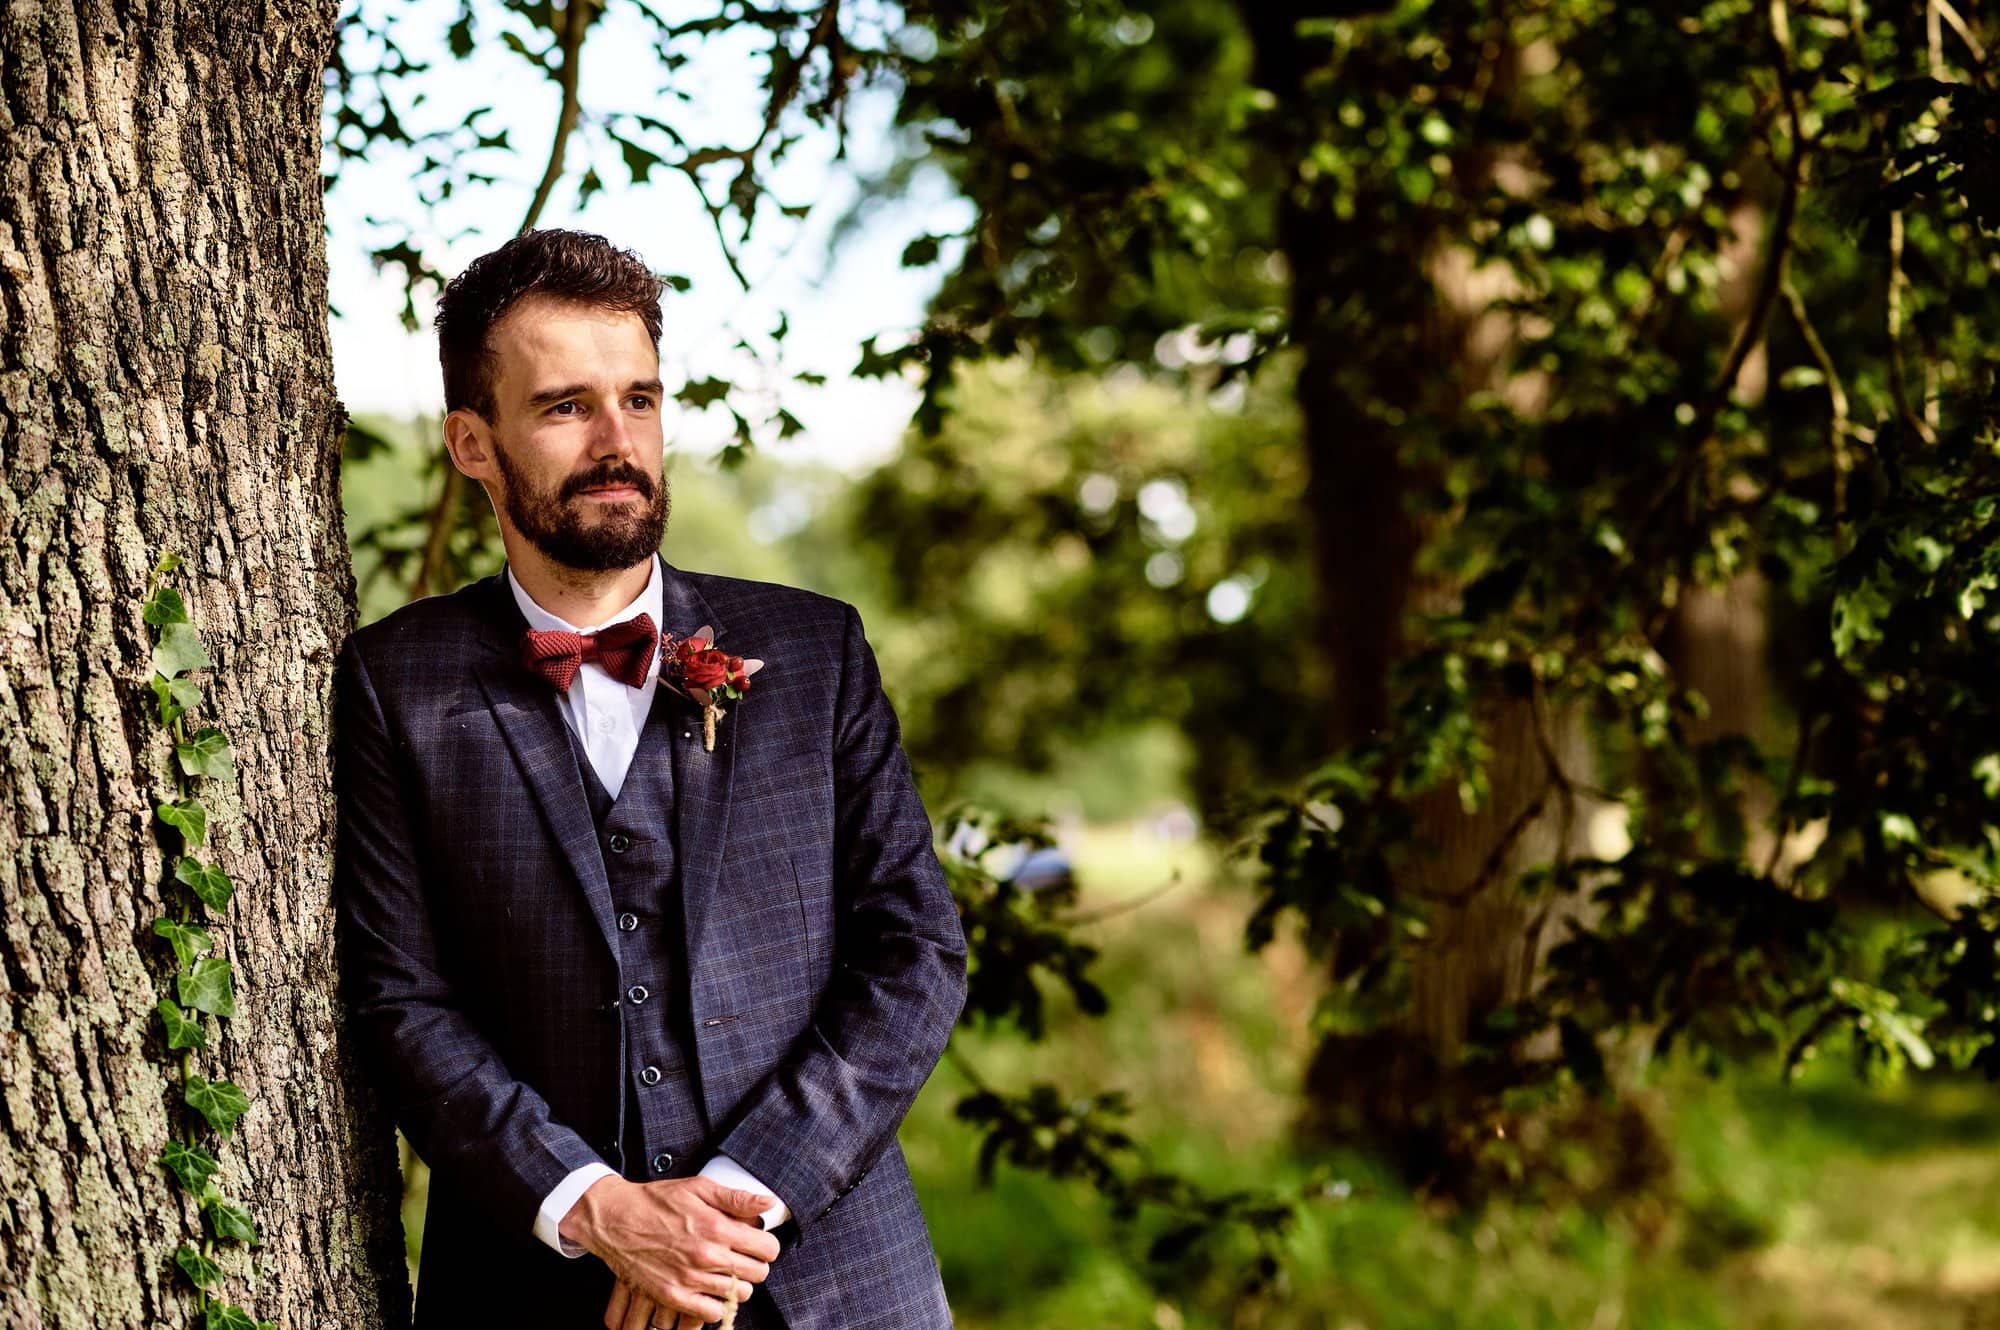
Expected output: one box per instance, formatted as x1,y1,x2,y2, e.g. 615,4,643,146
704,1213,781,1264
696,1179,778,1220
725,1251,772,1286
659,1290,729,1324
603,1279,631,1330
620,1287,656,1330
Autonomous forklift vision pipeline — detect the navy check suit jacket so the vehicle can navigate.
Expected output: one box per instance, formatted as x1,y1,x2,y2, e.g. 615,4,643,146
333,554,966,1328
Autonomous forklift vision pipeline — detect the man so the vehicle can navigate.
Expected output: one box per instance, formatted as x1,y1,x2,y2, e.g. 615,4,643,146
333,228,966,1330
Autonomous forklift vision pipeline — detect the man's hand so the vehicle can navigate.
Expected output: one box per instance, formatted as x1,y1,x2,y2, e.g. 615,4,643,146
603,1273,754,1330
561,1174,779,1325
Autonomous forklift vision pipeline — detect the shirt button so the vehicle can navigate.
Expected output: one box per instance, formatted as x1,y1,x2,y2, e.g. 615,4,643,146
597,715,615,733
651,1151,675,1174
639,1065,661,1086
627,984,649,1005
608,833,631,854
617,911,639,932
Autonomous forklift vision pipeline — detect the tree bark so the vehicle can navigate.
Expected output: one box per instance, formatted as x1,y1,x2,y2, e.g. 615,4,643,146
0,3,406,1326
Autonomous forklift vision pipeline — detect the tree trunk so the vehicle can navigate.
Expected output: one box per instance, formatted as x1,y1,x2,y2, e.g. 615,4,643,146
0,4,406,1326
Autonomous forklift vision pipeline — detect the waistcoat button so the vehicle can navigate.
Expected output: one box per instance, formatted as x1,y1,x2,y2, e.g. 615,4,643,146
608,832,631,854
617,911,639,932
639,1065,661,1086
627,984,649,1004
651,1151,675,1174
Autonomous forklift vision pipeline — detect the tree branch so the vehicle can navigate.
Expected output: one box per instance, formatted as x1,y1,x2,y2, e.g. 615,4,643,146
412,0,596,600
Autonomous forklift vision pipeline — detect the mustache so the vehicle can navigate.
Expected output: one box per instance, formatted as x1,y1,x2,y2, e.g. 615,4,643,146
563,464,655,501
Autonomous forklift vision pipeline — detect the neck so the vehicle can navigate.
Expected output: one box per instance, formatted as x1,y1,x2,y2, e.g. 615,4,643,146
501,530,654,626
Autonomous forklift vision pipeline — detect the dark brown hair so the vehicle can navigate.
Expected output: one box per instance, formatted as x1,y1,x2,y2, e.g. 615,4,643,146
434,228,666,420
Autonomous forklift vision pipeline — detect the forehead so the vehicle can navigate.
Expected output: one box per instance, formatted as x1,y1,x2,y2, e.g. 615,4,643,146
486,295,658,398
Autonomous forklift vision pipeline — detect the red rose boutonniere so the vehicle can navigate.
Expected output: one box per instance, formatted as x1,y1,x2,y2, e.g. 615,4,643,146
661,624,763,751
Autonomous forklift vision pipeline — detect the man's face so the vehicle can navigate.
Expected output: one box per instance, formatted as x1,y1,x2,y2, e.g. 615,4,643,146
471,295,671,573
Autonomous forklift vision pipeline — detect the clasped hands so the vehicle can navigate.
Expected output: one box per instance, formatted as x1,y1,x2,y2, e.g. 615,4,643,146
560,1173,782,1330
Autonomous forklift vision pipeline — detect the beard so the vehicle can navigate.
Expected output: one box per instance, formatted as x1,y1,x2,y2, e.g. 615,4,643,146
492,442,671,573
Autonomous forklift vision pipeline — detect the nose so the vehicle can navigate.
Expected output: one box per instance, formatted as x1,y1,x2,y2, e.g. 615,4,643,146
588,402,637,461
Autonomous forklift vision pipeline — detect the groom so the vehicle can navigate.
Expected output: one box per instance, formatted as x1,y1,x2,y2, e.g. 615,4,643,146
332,228,966,1329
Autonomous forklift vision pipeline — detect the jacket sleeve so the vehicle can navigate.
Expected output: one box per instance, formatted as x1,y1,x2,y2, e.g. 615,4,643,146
333,634,607,1236
712,602,968,1231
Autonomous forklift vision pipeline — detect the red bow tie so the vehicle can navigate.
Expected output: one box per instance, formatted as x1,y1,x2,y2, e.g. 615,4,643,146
518,613,660,692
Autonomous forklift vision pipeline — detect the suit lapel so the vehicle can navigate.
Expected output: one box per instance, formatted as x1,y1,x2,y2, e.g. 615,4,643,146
470,584,621,960
656,555,738,965
469,553,740,966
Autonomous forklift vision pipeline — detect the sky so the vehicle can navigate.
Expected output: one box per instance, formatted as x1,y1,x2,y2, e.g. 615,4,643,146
324,0,971,475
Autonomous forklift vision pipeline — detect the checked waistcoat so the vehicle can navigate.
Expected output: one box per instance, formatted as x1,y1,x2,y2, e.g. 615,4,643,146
558,685,711,1182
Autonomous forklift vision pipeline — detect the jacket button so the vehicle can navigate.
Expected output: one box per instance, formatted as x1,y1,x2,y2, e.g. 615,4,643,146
651,1151,675,1174
627,984,649,1004
617,912,639,932
639,1065,661,1086
608,833,631,854
602,1140,621,1160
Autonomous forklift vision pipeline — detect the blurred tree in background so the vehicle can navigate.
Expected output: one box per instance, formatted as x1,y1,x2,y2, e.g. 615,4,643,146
856,0,2000,1205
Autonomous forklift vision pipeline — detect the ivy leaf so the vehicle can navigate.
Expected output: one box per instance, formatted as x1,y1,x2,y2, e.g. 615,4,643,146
143,587,189,627
153,917,213,969
150,675,203,728
178,957,236,1019
153,621,212,679
161,1139,220,1194
153,551,183,575
176,727,236,782
174,1242,222,1291
202,1194,260,1245
176,857,234,912
157,799,207,850
157,996,207,1051
185,1075,249,1140
206,1303,256,1330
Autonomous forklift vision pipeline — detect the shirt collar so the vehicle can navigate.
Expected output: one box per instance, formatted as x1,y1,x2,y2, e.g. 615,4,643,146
506,554,664,638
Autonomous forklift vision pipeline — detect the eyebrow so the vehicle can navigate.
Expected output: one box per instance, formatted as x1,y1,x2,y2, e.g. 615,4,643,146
525,379,665,409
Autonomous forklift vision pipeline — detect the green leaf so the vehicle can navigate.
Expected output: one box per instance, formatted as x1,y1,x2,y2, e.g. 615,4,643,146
157,799,207,850
176,726,236,782
178,957,235,1019
153,916,213,969
161,1139,220,1193
143,586,189,627
151,675,203,728
157,996,207,1051
202,1194,260,1245
174,1242,222,1291
206,1303,256,1330
185,1075,249,1140
677,376,732,410
176,857,234,912
152,621,212,679
154,552,183,575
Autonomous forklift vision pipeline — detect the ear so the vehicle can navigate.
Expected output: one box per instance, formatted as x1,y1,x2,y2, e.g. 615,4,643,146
443,408,497,481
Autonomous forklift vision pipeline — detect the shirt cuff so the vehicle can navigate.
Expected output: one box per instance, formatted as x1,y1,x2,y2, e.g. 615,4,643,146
534,1161,619,1257
699,1153,792,1230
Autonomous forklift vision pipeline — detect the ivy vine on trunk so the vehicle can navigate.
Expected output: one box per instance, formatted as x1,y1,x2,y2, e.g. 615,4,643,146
141,552,270,1330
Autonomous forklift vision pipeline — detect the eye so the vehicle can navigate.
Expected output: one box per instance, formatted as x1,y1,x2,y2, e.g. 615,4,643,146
626,394,655,411
550,400,581,416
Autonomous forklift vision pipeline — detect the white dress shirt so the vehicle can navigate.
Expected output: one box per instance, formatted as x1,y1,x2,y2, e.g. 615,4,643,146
507,559,792,1255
